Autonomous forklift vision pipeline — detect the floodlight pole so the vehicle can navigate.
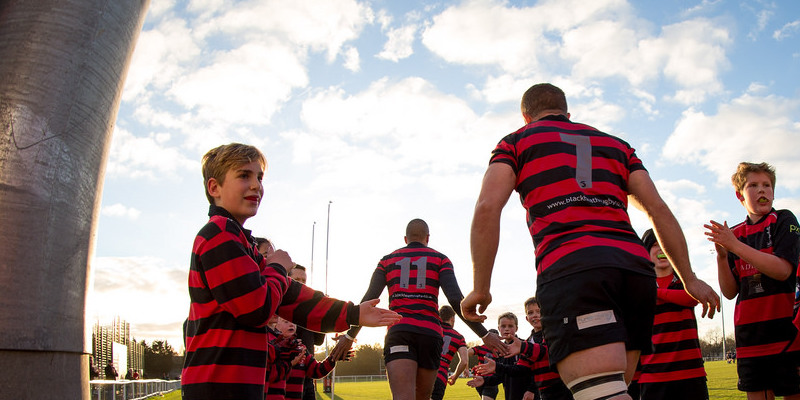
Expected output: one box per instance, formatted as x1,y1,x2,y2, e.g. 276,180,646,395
720,299,726,359
324,200,336,398
310,221,316,286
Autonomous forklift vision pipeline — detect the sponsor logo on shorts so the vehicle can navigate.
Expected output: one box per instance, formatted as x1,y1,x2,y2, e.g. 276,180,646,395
576,310,616,330
390,345,410,354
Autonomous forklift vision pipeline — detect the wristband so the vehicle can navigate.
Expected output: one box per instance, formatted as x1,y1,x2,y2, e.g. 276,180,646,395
481,331,492,339
344,333,355,341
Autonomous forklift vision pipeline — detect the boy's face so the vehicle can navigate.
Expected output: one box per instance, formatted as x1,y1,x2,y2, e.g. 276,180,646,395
208,160,264,225
525,303,542,332
275,317,296,338
258,241,275,258
649,244,673,277
498,317,518,339
738,171,774,221
289,268,307,284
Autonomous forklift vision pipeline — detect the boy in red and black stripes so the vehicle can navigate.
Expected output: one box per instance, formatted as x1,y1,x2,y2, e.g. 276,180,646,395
331,218,506,400
638,229,707,400
274,316,345,400
431,305,469,400
469,330,500,400
182,143,400,400
705,162,800,399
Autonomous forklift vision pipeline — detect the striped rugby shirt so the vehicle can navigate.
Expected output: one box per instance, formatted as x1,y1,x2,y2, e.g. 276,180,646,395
437,323,467,384
639,273,706,383
182,205,359,400
728,209,800,359
284,353,335,399
490,115,653,283
348,242,487,339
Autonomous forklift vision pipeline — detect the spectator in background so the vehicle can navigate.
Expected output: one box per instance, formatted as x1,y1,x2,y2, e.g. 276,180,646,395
104,361,118,380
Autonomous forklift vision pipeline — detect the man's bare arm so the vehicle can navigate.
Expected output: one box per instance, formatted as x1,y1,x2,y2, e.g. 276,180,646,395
462,163,516,321
628,169,720,318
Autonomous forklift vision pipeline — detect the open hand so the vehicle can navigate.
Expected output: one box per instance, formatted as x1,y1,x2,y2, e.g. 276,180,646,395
481,331,509,358
466,376,485,388
474,359,496,375
358,298,401,327
329,334,354,361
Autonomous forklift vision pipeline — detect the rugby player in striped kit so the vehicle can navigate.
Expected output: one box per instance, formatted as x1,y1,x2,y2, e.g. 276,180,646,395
463,84,719,400
330,218,507,400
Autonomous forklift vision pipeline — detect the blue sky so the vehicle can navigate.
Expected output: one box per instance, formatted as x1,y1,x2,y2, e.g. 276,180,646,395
88,0,800,351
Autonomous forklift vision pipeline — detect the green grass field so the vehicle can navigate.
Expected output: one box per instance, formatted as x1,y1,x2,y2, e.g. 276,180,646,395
162,360,745,399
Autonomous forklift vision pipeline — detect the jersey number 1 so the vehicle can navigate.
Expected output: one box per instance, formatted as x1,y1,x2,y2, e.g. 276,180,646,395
560,133,592,188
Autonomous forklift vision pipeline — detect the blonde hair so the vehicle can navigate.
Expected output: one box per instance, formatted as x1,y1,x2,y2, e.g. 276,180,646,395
498,312,518,327
201,143,267,204
731,162,776,194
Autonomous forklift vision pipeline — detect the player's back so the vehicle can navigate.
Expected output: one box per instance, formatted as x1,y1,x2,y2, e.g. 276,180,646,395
492,115,651,283
381,242,450,337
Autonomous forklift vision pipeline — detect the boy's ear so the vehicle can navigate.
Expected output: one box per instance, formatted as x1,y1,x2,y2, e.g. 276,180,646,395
735,191,744,202
207,177,221,199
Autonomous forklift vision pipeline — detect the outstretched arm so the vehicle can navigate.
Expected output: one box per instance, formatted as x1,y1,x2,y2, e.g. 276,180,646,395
448,346,470,385
330,267,389,360
628,169,719,318
463,163,516,322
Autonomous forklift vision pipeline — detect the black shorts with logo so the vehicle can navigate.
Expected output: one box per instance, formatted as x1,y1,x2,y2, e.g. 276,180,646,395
383,330,443,370
538,267,657,365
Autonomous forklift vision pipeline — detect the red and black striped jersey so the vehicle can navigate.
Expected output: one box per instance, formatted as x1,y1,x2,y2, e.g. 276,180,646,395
348,242,488,339
490,115,653,284
639,273,705,383
266,329,291,400
437,323,467,384
528,330,569,396
728,209,800,358
284,353,335,399
183,205,359,400
471,344,494,364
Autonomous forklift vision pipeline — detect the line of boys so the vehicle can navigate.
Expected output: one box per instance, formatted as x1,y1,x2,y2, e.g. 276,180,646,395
184,84,799,400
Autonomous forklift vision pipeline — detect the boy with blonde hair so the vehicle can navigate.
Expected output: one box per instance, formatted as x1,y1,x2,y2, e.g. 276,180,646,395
182,143,400,400
705,161,800,400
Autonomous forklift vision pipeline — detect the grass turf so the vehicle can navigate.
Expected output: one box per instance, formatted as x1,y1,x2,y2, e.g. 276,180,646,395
163,360,745,399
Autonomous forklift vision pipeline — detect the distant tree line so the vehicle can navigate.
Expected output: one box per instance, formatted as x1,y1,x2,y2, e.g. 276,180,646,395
139,339,180,379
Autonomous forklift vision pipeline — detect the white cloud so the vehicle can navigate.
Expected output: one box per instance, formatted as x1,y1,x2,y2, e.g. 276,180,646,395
106,127,197,179
774,20,800,40
421,0,552,74
422,1,731,104
122,18,201,103
193,0,374,62
377,24,417,62
658,19,731,103
662,90,800,190
101,204,142,220
168,41,308,126
342,46,361,72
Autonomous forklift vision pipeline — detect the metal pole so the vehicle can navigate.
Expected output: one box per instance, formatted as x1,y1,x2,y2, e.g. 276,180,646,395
0,1,149,399
720,299,726,360
310,221,316,286
325,200,335,398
